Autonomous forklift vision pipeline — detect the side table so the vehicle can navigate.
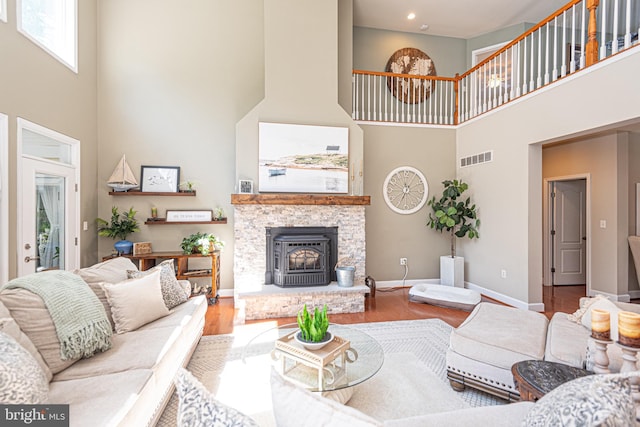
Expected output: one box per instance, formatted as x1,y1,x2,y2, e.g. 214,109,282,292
511,360,592,401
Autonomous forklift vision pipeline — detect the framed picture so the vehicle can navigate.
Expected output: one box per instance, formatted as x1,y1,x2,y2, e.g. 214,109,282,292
239,179,253,194
166,210,213,222
258,122,349,193
140,166,180,193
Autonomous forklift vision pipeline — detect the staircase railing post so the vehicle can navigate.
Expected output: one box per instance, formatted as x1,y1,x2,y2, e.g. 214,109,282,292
586,0,600,66
454,74,460,125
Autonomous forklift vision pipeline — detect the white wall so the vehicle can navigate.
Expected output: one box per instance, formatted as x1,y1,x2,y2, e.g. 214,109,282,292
0,0,98,276
457,48,640,307
543,132,635,298
98,0,265,290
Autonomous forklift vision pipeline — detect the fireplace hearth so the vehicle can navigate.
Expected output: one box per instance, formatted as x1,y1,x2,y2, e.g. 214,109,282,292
266,226,338,287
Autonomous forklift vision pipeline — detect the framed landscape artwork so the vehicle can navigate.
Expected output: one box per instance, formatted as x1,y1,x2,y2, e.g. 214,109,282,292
258,122,349,193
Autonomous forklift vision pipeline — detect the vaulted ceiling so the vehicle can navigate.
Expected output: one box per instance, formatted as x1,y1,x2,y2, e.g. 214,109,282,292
353,0,569,39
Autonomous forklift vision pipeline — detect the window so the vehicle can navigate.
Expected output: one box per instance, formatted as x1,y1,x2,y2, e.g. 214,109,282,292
0,0,7,23
17,0,77,72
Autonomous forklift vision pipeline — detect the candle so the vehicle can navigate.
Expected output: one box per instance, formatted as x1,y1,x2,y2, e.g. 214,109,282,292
151,206,158,218
590,309,610,340
618,311,640,348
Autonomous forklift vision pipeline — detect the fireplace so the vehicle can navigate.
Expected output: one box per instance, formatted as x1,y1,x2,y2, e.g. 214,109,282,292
266,226,338,287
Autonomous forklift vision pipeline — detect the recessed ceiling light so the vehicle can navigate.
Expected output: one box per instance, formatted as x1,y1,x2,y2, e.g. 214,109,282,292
407,12,416,20
420,24,429,31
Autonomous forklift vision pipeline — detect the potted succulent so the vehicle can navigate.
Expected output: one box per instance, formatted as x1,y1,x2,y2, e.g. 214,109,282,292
426,179,480,287
180,232,224,255
96,206,140,255
295,304,332,350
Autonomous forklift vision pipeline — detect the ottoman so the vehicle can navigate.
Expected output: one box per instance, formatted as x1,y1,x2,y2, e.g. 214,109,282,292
446,302,549,401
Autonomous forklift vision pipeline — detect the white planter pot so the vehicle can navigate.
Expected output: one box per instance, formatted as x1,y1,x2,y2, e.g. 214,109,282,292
440,256,464,288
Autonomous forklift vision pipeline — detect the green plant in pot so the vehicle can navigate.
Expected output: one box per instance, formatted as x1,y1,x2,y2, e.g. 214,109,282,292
96,206,140,255
426,179,480,287
295,304,332,350
180,232,224,255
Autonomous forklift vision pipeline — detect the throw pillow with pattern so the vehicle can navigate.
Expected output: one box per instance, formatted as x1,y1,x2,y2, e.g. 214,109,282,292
127,259,188,309
175,367,259,427
523,373,635,426
0,329,49,404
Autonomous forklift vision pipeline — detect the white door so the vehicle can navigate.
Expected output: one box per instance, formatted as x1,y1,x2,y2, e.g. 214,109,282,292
19,158,78,275
551,179,587,285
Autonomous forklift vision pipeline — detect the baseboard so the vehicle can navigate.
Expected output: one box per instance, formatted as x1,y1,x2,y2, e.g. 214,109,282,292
628,290,640,300
375,278,440,289
465,282,545,312
589,289,631,303
218,289,234,298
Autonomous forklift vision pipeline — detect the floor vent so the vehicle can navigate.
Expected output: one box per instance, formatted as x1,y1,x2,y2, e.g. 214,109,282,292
460,150,493,168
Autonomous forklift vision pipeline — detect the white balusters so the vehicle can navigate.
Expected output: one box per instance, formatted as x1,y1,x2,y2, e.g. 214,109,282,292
601,0,608,59
625,0,632,48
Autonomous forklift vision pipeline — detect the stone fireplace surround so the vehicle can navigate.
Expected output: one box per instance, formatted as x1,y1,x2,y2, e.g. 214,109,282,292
231,194,370,320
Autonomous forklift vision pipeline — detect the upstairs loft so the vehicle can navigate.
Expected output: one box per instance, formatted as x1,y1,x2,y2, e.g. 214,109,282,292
352,0,640,127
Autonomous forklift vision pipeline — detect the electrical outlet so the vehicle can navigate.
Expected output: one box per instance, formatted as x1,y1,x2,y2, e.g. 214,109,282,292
400,257,407,266
501,269,507,279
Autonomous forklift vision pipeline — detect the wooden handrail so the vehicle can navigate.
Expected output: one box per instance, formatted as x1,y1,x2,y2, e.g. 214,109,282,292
460,0,583,79
352,69,457,82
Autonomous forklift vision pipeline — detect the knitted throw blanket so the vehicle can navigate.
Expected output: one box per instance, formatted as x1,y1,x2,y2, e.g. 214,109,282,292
1,270,112,359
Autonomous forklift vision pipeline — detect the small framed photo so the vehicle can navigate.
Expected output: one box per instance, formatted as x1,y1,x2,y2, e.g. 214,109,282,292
140,166,180,192
239,179,254,194
166,210,213,222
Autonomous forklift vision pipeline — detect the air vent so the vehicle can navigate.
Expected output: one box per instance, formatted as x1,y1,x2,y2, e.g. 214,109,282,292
460,150,493,168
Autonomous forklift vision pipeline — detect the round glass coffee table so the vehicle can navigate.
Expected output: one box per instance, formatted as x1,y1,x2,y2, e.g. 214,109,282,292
242,323,384,392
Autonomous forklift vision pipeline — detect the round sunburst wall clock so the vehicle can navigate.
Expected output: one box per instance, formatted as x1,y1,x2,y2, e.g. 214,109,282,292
385,47,437,104
383,166,428,214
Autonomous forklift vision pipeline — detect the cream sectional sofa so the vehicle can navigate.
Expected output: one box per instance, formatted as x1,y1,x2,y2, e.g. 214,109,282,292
446,298,640,400
0,257,208,427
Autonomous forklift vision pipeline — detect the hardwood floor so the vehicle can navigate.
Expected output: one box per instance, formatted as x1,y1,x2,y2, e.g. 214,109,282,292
204,285,589,336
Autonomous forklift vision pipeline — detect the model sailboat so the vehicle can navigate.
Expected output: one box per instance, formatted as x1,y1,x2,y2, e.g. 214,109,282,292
107,155,139,192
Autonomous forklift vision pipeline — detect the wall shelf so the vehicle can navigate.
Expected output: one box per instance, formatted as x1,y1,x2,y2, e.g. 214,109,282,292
109,191,196,197
230,194,370,206
144,218,227,225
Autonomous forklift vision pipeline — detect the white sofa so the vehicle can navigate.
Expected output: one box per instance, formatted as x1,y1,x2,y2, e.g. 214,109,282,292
446,298,640,400
0,257,208,427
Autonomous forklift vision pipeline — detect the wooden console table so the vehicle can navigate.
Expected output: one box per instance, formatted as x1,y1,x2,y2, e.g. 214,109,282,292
104,251,220,305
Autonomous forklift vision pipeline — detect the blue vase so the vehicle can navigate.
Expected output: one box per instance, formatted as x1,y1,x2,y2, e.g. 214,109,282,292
114,240,133,255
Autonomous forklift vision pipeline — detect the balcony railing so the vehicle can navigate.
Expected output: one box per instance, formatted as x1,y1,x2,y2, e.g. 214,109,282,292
353,0,639,126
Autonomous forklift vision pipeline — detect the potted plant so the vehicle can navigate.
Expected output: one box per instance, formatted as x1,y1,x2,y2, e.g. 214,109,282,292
179,180,197,192
426,179,480,287
96,206,140,255
295,304,332,350
180,232,224,255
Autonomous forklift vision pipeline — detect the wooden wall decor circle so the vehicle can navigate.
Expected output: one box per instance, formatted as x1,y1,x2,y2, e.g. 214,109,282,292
385,47,437,104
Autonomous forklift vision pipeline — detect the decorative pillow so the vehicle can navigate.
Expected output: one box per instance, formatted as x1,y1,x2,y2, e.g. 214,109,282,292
175,367,259,427
523,373,635,426
87,282,116,330
0,331,49,404
127,259,188,309
270,368,382,427
73,256,138,284
0,288,81,374
579,298,621,341
567,294,607,324
0,317,52,381
104,270,170,333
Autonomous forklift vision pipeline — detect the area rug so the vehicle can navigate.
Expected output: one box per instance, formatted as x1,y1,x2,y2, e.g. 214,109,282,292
157,319,503,426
